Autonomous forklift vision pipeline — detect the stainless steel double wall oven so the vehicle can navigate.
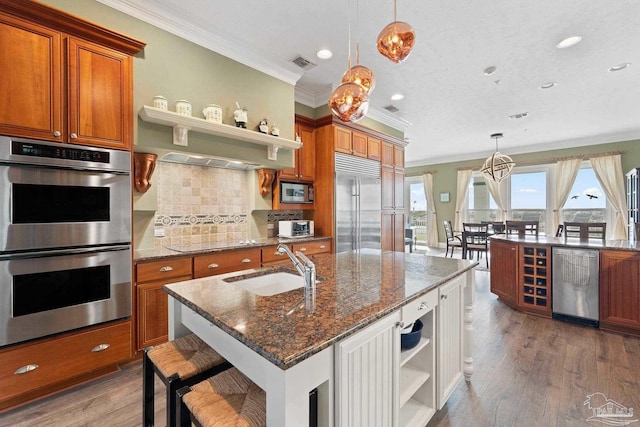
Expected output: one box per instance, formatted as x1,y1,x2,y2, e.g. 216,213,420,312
0,136,132,347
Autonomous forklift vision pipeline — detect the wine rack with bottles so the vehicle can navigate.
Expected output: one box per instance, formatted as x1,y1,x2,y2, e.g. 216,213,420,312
519,245,551,315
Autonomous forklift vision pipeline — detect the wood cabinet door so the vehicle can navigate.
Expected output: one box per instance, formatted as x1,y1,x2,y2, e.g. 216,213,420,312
67,37,132,150
381,166,395,210
437,275,464,409
394,170,405,210
393,145,405,169
0,13,62,141
600,250,640,331
334,126,352,154
489,240,518,306
393,212,406,252
382,212,395,251
367,136,381,161
351,130,368,158
381,142,395,167
297,122,316,181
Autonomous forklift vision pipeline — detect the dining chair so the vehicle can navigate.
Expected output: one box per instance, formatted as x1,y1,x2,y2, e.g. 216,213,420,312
505,220,539,238
461,227,489,268
635,223,640,241
563,222,606,241
443,220,463,258
482,221,505,234
405,227,414,253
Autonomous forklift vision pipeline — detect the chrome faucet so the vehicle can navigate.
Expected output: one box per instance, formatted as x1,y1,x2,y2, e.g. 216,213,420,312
277,243,316,291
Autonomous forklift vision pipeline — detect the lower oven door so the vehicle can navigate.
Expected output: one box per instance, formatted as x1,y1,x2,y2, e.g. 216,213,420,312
0,245,131,347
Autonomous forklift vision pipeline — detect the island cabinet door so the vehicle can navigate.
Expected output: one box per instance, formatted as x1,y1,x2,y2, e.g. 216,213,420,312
489,239,519,306
335,311,401,427
600,250,640,333
437,275,464,409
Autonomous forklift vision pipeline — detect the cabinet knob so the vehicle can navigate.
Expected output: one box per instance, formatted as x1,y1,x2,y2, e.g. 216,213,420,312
319,245,326,249
274,251,284,256
91,344,110,352
159,266,173,272
418,301,428,310
441,294,448,300
53,131,61,137
299,247,307,252
14,364,38,375
241,258,252,263
208,263,219,269
70,133,78,139
395,321,405,329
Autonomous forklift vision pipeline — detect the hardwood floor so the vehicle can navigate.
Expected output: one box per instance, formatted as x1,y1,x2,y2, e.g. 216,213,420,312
0,266,638,427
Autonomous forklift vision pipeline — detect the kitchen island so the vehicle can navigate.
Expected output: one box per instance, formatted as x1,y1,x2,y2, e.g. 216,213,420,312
164,250,477,426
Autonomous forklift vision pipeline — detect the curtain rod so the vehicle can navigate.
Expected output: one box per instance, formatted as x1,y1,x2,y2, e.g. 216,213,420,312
456,150,625,171
406,170,437,177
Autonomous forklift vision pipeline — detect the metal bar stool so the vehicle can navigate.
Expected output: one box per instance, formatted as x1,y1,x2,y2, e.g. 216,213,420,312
176,367,266,427
143,333,232,427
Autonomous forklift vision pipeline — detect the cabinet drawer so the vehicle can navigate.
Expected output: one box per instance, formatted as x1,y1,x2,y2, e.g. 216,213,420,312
194,248,261,278
136,257,192,283
292,240,331,255
402,289,438,324
0,321,131,403
261,245,292,264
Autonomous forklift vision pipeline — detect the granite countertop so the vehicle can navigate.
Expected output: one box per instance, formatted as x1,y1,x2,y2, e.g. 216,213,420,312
490,234,640,251
134,236,332,262
164,249,476,370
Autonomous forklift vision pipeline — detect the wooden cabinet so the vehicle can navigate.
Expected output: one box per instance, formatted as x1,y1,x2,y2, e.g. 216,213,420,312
489,239,518,306
261,245,291,266
437,275,464,410
382,211,407,253
600,250,640,335
335,311,400,427
279,119,315,182
292,239,331,255
193,248,261,278
519,245,551,314
399,290,438,427
334,126,367,158
0,5,143,150
0,320,131,411
136,257,192,350
367,136,381,161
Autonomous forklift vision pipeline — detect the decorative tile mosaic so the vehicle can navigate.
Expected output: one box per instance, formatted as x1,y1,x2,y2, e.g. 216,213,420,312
153,162,250,247
267,211,303,223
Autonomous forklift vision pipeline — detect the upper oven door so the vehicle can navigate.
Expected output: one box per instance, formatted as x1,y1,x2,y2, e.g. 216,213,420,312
0,163,131,252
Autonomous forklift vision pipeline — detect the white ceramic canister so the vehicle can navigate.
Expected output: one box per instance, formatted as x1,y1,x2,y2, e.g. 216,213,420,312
152,95,168,110
202,104,223,124
175,100,192,116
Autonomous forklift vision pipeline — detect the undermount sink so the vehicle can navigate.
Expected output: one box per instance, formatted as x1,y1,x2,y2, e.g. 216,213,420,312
226,272,307,296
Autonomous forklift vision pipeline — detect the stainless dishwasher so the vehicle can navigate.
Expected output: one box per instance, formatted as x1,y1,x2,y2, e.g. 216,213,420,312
552,248,599,326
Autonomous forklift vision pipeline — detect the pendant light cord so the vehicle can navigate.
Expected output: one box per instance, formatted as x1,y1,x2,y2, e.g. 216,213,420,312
394,0,397,21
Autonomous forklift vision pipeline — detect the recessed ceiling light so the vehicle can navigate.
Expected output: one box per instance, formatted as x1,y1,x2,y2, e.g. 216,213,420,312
391,93,404,101
316,49,333,60
609,63,631,72
540,82,557,89
483,66,497,75
556,36,582,49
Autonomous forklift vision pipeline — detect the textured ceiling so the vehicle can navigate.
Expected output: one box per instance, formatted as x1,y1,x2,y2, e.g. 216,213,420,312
100,0,640,166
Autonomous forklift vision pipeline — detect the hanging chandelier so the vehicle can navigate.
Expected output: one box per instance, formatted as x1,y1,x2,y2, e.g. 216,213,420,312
377,0,416,63
480,133,515,182
329,0,370,122
341,0,375,95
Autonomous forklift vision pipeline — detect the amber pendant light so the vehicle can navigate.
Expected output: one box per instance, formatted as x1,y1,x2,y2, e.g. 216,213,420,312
329,0,370,122
377,0,416,63
480,133,515,183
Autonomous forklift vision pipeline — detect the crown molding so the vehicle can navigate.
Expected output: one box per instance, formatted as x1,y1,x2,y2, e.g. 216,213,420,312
97,0,303,85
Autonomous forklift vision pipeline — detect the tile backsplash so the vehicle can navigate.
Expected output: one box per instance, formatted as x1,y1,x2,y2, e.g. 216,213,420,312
153,162,249,247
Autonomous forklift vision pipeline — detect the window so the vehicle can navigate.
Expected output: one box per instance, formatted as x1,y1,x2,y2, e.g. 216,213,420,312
562,165,606,223
467,174,499,222
509,170,548,232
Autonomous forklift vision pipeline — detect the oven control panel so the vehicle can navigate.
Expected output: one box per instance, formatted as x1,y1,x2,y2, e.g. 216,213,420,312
12,140,110,163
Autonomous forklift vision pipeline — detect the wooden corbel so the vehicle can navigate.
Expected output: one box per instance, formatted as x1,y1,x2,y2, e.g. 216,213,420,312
257,168,276,196
134,152,158,193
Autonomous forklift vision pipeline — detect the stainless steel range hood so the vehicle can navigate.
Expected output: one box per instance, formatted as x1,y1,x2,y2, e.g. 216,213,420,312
159,152,265,170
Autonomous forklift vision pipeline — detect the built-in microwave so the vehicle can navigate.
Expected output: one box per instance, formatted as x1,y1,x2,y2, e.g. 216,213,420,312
280,181,314,204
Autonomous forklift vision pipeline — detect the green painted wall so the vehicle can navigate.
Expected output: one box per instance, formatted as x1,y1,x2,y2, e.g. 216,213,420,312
405,139,640,243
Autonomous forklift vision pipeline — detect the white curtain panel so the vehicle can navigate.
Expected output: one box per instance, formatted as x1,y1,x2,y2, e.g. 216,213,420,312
552,158,582,235
590,154,629,239
454,169,473,231
484,176,507,222
422,173,439,247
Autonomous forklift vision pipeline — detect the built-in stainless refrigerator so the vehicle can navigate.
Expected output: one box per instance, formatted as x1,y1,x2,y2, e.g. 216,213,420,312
335,153,381,253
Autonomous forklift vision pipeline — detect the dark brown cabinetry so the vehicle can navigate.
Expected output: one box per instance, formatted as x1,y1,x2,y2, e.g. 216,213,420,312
193,248,261,278
135,257,192,350
334,126,367,158
600,250,640,335
489,239,518,306
381,141,406,251
519,245,551,314
0,4,143,150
